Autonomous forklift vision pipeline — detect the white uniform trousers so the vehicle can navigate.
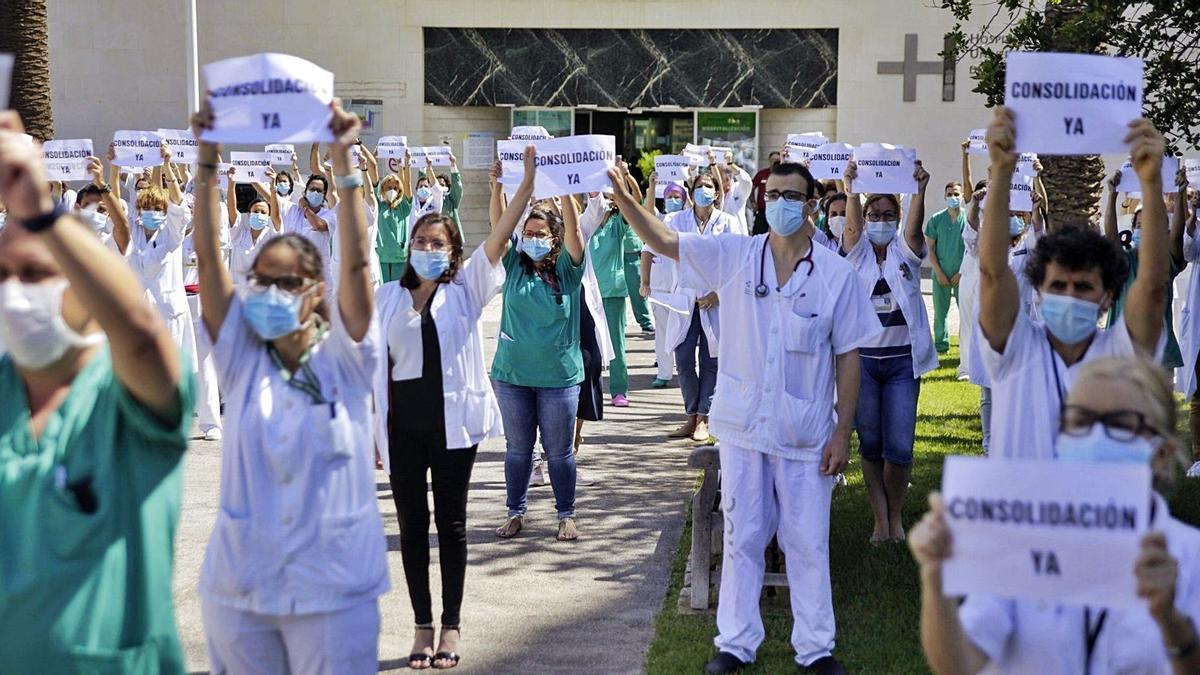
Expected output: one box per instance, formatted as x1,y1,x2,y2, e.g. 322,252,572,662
201,599,380,675
651,302,675,381
957,254,980,379
188,294,221,433
714,444,835,667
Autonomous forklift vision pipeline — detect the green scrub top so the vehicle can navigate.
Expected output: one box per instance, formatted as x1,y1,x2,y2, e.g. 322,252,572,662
440,171,464,234
588,212,629,299
1106,248,1183,368
491,244,586,388
376,188,413,264
0,348,195,674
923,207,967,277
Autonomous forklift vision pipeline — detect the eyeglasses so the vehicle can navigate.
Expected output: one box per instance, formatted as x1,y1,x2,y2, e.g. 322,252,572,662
764,190,808,204
1060,405,1162,442
411,236,451,252
246,273,315,293
866,211,899,222
522,233,553,241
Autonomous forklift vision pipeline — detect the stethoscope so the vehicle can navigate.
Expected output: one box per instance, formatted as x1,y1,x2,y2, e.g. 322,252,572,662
755,235,815,298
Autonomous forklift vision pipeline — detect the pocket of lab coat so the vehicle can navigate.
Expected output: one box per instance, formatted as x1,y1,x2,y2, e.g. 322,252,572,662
318,401,355,461
710,372,757,432
784,314,821,401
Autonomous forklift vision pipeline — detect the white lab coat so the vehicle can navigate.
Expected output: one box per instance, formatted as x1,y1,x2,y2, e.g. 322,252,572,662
722,165,754,235
372,247,505,474
1177,232,1200,396
843,233,939,379
661,207,741,353
125,202,196,375
281,199,338,279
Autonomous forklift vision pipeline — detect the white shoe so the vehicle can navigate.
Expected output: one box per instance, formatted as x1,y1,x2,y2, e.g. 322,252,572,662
1187,461,1200,478
834,472,848,487
203,428,222,441
529,462,547,487
576,468,595,486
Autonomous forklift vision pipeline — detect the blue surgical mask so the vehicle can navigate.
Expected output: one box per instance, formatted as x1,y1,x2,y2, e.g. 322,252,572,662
665,197,685,213
693,186,716,207
410,249,451,280
305,190,324,208
520,237,554,262
1009,216,1025,237
248,213,270,231
1131,229,1142,249
766,198,807,237
1039,293,1100,344
244,284,310,340
946,196,962,210
1056,424,1156,465
416,186,432,201
140,210,166,231
866,220,898,246
276,182,291,196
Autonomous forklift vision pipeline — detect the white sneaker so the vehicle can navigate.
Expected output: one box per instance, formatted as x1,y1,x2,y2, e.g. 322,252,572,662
529,461,547,487
834,473,848,487
576,468,595,486
1186,461,1200,478
203,428,222,442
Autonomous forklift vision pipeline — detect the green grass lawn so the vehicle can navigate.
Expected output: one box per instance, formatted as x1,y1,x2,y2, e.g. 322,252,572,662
644,341,1200,674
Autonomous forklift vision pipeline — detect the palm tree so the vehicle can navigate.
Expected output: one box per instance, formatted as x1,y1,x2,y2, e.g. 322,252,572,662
0,0,53,141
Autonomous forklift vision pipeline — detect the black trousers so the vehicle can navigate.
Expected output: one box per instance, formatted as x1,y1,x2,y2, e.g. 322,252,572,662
388,426,478,626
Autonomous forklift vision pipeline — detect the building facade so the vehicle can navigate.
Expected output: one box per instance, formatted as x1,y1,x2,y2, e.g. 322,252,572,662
49,0,992,243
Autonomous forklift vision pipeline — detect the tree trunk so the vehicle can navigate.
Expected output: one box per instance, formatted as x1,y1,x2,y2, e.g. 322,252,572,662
0,0,53,141
1039,154,1106,229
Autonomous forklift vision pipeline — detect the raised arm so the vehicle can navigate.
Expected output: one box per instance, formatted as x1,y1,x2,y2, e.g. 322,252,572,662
643,171,658,210
308,143,322,176
978,107,1022,354
325,105,372,341
1104,171,1122,242
224,167,239,227
189,105,235,339
359,151,376,210
487,159,504,228
265,168,283,230
485,149,534,264
905,160,929,254
401,151,413,199
161,144,183,206
842,160,864,251
960,139,975,204
448,155,463,205
624,166,644,203
1123,120,1169,354
87,156,127,239
608,164,679,260
1170,168,1189,267
361,142,379,188
0,113,181,419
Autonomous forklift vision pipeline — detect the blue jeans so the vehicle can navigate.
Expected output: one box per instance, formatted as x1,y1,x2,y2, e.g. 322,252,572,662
675,308,717,416
854,354,920,466
492,380,580,519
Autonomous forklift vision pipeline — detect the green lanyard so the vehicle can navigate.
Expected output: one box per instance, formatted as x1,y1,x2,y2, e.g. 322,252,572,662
267,330,327,405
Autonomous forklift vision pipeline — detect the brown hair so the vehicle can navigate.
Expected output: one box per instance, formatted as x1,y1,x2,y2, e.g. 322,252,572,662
253,234,329,321
519,207,565,276
864,193,901,216
400,213,464,289
136,187,168,212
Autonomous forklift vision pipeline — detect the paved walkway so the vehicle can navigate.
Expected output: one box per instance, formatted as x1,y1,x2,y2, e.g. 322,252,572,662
173,298,699,674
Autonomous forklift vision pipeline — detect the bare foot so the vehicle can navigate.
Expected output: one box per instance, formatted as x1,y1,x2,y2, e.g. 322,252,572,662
557,517,579,541
495,515,523,538
870,523,889,546
433,626,461,669
889,519,907,542
409,625,435,669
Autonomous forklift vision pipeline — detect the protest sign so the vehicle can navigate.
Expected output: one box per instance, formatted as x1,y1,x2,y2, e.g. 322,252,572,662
410,145,453,167
1009,174,1035,212
710,146,733,164
1117,155,1181,196
510,126,552,141
156,129,198,164
464,132,495,169
647,292,692,315
42,139,94,182
217,162,232,191
0,53,12,109
682,144,711,166
202,52,334,144
966,128,988,155
1187,159,1200,190
375,136,407,159
1006,51,1143,155
655,155,691,182
785,133,829,162
1015,153,1039,177
265,143,295,166
229,151,273,184
808,143,854,181
112,130,164,168
497,134,616,199
941,456,1151,610
852,143,917,194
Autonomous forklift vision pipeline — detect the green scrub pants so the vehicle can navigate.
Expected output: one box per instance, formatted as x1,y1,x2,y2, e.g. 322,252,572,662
624,252,653,330
932,279,959,353
602,296,628,396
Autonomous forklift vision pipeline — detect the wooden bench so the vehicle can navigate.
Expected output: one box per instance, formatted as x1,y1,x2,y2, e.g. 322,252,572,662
681,445,789,612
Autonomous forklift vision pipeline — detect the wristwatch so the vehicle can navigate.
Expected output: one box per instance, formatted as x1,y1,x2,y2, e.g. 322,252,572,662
22,203,68,233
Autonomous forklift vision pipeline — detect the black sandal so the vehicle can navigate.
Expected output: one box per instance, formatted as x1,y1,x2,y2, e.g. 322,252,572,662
409,624,435,669
432,625,461,669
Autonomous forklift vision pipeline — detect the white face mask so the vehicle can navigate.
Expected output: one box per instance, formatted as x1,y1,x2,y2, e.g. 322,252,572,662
383,189,398,203
0,279,106,369
826,215,847,238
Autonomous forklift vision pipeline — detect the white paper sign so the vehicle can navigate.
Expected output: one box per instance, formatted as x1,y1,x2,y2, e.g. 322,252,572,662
265,143,295,166
852,143,917,194
655,155,691,182
1015,153,1039,177
683,144,711,166
808,143,854,181
42,139,94,182
497,134,616,200
0,53,12,110
464,132,495,170
510,126,552,141
941,456,1151,610
410,145,453,167
112,130,163,168
229,151,273,184
217,162,232,191
647,292,692,315
375,136,408,159
1009,174,1035,212
710,146,733,164
1118,156,1181,196
1186,159,1200,190
156,129,198,164
202,52,334,144
785,133,829,162
1006,51,1144,155
967,128,988,155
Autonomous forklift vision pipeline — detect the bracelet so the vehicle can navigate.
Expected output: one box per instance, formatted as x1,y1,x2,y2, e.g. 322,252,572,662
333,172,364,189
96,183,112,194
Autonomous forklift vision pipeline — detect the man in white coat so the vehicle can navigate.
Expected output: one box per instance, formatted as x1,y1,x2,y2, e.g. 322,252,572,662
608,161,878,675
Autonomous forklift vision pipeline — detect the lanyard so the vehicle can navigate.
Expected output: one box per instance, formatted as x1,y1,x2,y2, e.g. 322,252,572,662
267,333,327,405
1083,606,1107,675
